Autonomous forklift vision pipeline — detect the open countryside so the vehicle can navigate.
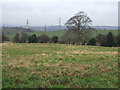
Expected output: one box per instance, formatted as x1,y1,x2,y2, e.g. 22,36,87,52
1,0,119,89
2,14,119,89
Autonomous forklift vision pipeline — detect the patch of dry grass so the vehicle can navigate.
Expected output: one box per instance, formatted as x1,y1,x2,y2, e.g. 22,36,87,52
2,43,118,88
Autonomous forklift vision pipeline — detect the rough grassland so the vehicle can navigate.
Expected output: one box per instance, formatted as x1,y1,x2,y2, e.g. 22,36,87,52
2,43,118,88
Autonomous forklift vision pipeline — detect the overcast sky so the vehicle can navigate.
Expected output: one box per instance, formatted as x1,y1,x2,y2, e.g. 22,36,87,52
1,0,119,26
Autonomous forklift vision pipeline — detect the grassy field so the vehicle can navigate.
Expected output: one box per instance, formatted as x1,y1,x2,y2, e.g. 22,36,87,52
6,31,65,40
5,30,118,40
2,43,118,88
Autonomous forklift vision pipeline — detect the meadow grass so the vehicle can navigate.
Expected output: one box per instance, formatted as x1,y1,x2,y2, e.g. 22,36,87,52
2,43,118,88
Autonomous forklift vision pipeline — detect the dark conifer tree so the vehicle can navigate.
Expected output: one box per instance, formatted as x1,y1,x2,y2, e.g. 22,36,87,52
87,38,96,46
106,32,114,47
51,36,58,43
28,34,38,43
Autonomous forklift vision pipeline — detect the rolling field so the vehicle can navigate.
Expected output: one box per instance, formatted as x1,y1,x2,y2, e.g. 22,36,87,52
5,30,118,40
6,31,65,40
2,43,118,88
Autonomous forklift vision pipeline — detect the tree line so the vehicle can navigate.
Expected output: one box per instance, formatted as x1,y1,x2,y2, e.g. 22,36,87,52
60,31,120,47
2,32,59,43
2,31,120,47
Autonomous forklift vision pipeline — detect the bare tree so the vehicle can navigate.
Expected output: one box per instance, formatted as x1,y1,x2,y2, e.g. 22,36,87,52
65,11,92,30
64,12,92,44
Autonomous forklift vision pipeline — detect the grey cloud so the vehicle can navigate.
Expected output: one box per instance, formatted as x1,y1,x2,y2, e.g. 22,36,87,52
2,0,118,26
2,2,35,12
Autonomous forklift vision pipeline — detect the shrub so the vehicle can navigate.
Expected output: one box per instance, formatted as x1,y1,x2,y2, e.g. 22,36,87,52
13,32,28,43
60,30,77,44
19,32,28,43
51,36,59,43
106,32,115,47
28,34,38,43
12,33,19,43
2,33,9,43
87,38,96,46
114,35,120,47
96,34,107,46
38,34,50,43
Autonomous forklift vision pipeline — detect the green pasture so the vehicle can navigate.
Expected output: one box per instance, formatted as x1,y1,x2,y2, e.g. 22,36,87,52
4,30,118,41
2,43,118,88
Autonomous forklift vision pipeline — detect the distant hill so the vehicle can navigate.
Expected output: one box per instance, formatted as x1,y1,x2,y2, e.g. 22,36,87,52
1,26,118,34
29,26,118,31
92,26,118,30
30,26,67,31
2,27,33,34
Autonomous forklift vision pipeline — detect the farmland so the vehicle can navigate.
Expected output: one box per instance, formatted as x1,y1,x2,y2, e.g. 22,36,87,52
3,29,119,40
2,43,118,88
5,31,65,40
